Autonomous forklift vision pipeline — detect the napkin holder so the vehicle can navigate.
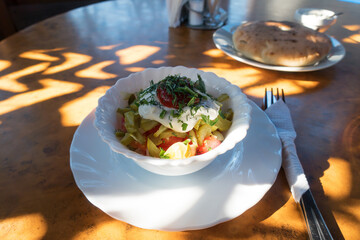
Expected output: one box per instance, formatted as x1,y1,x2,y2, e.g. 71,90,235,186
181,0,228,30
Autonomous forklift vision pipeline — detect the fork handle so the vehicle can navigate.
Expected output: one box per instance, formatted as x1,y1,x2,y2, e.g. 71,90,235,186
300,189,334,240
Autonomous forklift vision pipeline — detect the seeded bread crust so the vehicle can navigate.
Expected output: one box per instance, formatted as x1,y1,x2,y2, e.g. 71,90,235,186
232,21,332,67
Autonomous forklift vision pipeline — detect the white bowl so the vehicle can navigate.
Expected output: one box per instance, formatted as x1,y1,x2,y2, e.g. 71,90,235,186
294,8,337,32
94,66,251,176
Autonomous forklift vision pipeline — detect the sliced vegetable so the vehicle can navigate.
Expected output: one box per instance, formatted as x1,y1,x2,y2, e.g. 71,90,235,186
197,136,222,155
140,118,159,132
196,124,212,146
147,138,160,157
163,141,191,159
216,93,229,102
153,125,168,137
214,115,232,131
212,130,224,141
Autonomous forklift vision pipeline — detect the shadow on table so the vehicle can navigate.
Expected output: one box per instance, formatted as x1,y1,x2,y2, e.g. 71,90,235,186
1,9,358,238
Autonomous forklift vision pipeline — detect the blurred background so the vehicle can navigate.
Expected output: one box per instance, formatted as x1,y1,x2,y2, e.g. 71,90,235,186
0,0,107,41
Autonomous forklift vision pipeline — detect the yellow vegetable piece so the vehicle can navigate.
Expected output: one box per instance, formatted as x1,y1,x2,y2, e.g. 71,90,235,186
212,130,224,141
193,119,202,130
147,138,160,157
217,93,229,102
158,129,187,139
153,125,168,137
189,130,197,147
197,124,212,146
215,116,232,131
148,134,162,146
164,142,191,159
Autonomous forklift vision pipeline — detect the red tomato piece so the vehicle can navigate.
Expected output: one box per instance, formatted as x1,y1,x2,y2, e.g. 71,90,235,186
157,84,175,108
158,136,184,151
116,113,127,132
156,84,200,109
144,124,160,136
130,141,147,155
196,136,222,155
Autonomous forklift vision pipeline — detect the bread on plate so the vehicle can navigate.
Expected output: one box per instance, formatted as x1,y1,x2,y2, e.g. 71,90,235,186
232,20,332,67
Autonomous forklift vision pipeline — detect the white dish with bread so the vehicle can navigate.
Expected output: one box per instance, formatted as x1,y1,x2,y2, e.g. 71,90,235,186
213,20,345,72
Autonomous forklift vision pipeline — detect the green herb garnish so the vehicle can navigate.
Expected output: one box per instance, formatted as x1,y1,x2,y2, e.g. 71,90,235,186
160,110,166,119
159,148,170,159
201,114,219,126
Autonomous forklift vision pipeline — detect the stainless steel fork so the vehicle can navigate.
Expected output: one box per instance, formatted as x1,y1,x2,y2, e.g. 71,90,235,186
263,88,334,240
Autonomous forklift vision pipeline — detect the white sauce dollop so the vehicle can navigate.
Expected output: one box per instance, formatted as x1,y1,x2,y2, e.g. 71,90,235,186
138,88,220,133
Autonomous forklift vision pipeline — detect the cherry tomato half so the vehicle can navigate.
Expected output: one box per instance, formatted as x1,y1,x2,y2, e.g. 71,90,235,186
197,136,222,155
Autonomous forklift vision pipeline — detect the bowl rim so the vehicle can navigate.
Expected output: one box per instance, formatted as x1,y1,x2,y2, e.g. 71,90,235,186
295,8,337,23
94,66,251,167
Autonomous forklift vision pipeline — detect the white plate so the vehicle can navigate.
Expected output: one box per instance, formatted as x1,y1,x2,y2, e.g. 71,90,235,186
213,25,345,72
70,101,282,231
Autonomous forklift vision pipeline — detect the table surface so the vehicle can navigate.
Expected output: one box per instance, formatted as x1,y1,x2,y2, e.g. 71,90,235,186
1,0,359,239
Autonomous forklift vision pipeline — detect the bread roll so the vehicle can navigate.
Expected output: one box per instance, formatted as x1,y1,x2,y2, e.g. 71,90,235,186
232,21,332,67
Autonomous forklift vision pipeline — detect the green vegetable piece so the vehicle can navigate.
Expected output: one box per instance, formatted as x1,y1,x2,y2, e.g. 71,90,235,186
115,130,125,138
224,108,234,120
130,131,146,145
120,133,134,146
140,118,159,132
130,102,138,111
124,111,138,133
128,94,136,105
217,93,229,102
117,107,132,114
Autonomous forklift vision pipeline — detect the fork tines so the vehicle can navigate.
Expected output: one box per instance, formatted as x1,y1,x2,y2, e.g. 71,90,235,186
262,88,286,110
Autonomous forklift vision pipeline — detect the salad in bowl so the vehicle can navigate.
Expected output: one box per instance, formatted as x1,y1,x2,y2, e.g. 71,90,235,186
94,66,251,176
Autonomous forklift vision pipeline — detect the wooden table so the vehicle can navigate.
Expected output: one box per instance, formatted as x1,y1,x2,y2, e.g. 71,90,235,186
1,0,359,239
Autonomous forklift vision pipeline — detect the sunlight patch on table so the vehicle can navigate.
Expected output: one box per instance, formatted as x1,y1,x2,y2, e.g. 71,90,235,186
321,157,352,200
198,67,319,97
0,62,51,93
198,67,263,88
97,43,123,50
116,45,160,65
0,213,47,240
75,60,117,79
343,34,360,44
72,220,127,240
19,49,64,62
203,49,226,58
59,86,110,126
343,24,360,31
260,196,305,231
0,79,83,115
124,67,146,72
151,59,165,65
244,80,319,98
334,199,360,239
0,60,11,72
43,52,92,75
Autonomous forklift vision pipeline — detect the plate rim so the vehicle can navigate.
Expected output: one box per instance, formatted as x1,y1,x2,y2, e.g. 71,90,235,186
213,24,346,72
70,100,282,231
